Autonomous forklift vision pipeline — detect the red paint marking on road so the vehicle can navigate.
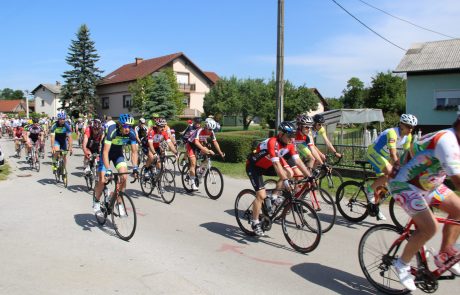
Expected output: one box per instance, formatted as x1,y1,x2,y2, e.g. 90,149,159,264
127,207,146,217
217,243,293,265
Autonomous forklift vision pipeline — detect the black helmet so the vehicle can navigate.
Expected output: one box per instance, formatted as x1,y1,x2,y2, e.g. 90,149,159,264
313,114,325,124
278,121,296,135
32,117,39,124
193,117,202,123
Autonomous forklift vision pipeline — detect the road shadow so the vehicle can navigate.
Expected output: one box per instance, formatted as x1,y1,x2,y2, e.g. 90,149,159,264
73,213,118,238
334,216,376,230
42,161,53,166
291,263,378,294
71,171,85,178
75,166,85,170
37,178,56,185
67,184,91,194
200,221,301,254
18,166,34,171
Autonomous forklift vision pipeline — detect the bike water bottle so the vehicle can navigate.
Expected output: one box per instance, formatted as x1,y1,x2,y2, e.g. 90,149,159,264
264,197,272,213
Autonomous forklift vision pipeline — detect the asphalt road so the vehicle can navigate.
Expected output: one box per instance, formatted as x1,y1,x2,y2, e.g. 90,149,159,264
0,137,458,295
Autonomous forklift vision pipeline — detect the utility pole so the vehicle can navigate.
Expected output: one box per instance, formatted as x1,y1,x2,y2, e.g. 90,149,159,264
25,90,29,118
275,0,284,131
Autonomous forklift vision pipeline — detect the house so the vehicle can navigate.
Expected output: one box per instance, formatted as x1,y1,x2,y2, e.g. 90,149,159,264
0,99,34,115
31,82,62,118
97,52,218,118
306,88,329,116
394,39,460,132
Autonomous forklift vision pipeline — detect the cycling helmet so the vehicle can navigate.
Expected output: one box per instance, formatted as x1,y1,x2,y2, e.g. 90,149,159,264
155,118,167,127
400,114,417,127
151,113,160,118
296,114,314,127
139,118,146,124
313,114,325,124
78,118,83,122
32,118,39,124
278,121,296,135
92,119,102,128
193,117,202,124
57,111,66,120
39,119,45,124
205,119,217,130
119,113,134,125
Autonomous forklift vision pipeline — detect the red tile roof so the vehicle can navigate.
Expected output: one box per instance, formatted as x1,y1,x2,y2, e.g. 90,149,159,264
204,71,220,84
0,99,27,112
99,52,217,86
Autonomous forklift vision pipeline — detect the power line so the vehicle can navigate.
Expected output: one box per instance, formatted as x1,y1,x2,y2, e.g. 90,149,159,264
357,0,457,39
331,0,406,51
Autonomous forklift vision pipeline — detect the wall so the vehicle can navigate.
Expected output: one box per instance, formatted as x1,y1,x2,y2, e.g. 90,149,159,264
96,82,131,118
34,86,62,117
407,72,460,125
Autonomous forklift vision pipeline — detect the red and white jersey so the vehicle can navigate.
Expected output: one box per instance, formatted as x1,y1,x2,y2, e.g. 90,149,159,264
188,128,216,144
147,128,171,148
250,136,299,169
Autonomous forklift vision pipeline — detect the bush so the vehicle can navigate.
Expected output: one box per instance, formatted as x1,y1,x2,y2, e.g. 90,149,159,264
215,132,264,163
168,120,189,133
382,112,400,130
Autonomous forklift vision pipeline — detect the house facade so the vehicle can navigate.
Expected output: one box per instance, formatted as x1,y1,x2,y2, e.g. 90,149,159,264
31,82,62,117
306,88,329,116
0,99,34,115
97,52,218,118
394,39,460,132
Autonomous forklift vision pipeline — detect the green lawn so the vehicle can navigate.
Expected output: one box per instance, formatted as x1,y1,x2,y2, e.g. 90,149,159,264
0,162,11,181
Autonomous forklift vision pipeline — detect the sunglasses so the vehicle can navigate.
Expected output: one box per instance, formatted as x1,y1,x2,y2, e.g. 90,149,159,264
122,124,132,129
283,132,296,138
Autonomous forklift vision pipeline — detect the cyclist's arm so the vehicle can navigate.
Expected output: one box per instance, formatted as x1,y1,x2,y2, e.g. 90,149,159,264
102,142,111,169
211,140,224,157
130,143,138,167
194,139,211,154
167,140,178,155
387,129,399,164
273,160,289,181
82,134,90,156
310,145,324,165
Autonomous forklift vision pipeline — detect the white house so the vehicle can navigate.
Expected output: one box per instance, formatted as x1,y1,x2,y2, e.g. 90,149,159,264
32,82,62,117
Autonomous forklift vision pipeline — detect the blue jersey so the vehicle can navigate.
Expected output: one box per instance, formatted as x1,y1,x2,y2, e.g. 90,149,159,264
50,121,72,141
103,122,137,153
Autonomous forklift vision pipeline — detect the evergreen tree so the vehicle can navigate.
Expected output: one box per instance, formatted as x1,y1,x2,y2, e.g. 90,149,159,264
128,75,155,117
145,72,176,119
161,68,186,116
60,24,103,116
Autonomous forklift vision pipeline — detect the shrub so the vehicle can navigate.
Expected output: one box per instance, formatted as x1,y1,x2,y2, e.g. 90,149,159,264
168,120,189,133
215,132,264,162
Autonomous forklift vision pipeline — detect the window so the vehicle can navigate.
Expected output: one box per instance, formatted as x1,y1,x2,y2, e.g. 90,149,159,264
183,94,190,107
435,90,460,110
176,72,189,84
41,99,45,107
102,97,109,109
123,95,132,109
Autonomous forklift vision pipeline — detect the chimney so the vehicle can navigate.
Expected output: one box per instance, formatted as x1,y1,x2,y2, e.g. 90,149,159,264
56,81,61,86
135,57,144,65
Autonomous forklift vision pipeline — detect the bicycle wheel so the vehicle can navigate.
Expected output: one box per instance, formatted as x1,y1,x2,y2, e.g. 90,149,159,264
62,166,68,188
94,190,108,225
234,189,257,236
336,180,369,222
319,169,343,195
34,155,40,172
157,169,176,204
204,167,224,200
111,192,137,241
177,152,188,172
302,187,336,233
180,165,195,193
123,145,131,161
139,166,154,196
281,199,321,253
263,179,278,190
359,224,423,294
164,156,177,175
54,161,60,183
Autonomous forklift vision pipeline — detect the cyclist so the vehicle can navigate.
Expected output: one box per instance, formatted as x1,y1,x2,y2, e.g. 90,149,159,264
181,117,201,145
25,117,44,161
13,121,25,155
50,111,73,173
143,118,178,177
93,114,138,217
135,118,148,144
186,118,224,191
82,119,104,175
389,115,460,291
76,118,85,143
309,114,342,166
293,114,316,167
366,114,418,221
246,121,312,236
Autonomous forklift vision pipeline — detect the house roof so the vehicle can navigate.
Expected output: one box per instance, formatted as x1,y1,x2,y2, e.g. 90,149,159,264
394,39,460,73
204,71,220,84
310,88,328,108
31,83,62,94
0,99,28,112
99,52,216,86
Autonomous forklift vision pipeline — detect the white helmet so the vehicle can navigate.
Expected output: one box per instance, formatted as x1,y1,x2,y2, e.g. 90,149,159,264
205,119,217,130
139,118,146,124
400,114,418,127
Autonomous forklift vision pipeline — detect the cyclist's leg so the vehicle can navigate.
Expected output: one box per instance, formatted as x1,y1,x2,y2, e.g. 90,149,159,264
114,156,128,193
434,186,460,253
94,153,108,202
52,141,62,170
186,143,197,177
155,147,162,169
246,161,267,232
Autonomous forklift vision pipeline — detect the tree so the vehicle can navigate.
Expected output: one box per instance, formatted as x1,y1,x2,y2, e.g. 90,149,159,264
325,97,343,110
366,71,406,114
0,88,24,100
128,75,155,117
145,72,176,119
341,77,365,108
161,68,186,116
60,24,103,116
284,83,319,121
204,76,240,118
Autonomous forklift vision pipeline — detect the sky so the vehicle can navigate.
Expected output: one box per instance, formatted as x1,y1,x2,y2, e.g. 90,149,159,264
1,0,459,98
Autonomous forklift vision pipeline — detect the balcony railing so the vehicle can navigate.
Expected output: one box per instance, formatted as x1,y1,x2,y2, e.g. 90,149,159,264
178,83,196,92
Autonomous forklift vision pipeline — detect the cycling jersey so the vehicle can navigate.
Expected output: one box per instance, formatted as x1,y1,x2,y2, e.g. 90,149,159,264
293,130,312,159
51,121,72,150
14,127,24,138
188,128,216,144
182,125,197,143
28,124,42,142
389,128,460,216
147,128,171,149
311,126,327,140
84,126,103,153
135,125,148,140
98,122,137,172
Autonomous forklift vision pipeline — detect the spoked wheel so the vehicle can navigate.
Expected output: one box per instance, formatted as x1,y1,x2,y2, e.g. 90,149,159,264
139,166,154,196
158,169,176,204
111,192,137,241
204,167,224,200
234,189,257,236
164,156,176,175
263,179,278,190
358,224,422,294
54,163,60,183
34,156,40,172
94,190,108,225
177,152,188,172
180,165,195,193
336,181,369,222
62,166,68,188
85,173,94,191
389,198,411,230
301,187,336,233
318,169,343,196
281,199,321,253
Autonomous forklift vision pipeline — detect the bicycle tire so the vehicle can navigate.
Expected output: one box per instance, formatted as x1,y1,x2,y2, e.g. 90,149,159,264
302,187,336,233
263,179,278,190
94,190,108,225
336,180,369,222
180,165,195,193
234,189,257,236
358,224,423,294
111,192,137,241
124,145,131,161
177,152,188,172
164,156,177,175
35,156,40,172
281,199,321,253
139,166,154,196
318,169,343,195
62,166,68,188
204,167,224,200
158,169,176,204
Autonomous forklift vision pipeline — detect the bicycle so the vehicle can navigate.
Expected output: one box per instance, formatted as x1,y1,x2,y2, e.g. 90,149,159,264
93,172,137,241
335,160,400,224
84,153,99,191
139,153,176,204
28,142,40,172
123,144,131,161
181,152,224,200
264,172,337,233
54,150,69,188
315,154,344,195
15,139,24,158
235,177,322,254
78,132,84,148
358,216,460,294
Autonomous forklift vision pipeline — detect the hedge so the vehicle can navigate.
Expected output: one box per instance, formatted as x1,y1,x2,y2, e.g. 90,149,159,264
168,120,189,133
213,130,272,163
